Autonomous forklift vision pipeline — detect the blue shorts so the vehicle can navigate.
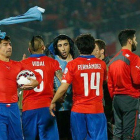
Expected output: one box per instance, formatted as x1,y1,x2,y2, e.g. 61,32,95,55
0,103,23,140
22,107,59,140
71,112,108,140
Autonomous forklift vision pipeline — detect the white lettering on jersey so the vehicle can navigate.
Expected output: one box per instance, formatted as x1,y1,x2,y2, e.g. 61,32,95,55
78,64,101,70
32,61,45,66
81,72,100,96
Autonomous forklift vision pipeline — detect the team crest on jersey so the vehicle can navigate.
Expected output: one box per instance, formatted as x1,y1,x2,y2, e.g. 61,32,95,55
64,68,68,74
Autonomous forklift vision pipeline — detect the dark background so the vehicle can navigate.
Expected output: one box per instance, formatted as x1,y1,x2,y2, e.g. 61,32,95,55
0,0,140,60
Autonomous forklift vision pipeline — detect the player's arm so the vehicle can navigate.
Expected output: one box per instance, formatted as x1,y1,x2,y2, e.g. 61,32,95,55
20,71,41,90
107,70,114,99
54,69,64,103
49,83,70,117
55,70,63,82
20,62,42,90
131,56,140,84
22,53,26,60
21,77,39,90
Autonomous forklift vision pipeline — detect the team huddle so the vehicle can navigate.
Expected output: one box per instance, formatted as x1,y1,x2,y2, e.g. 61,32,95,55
0,29,139,140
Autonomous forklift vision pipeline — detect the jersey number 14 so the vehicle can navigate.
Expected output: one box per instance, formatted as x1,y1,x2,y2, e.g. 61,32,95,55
81,72,100,96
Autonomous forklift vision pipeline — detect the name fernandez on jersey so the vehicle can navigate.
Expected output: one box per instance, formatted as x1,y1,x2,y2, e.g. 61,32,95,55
32,61,45,66
78,63,101,70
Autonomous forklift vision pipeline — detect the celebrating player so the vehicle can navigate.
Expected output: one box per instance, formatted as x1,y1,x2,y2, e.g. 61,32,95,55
49,34,108,140
0,35,41,140
21,35,62,140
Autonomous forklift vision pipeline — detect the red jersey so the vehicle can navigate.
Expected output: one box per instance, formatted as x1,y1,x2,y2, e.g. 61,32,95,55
21,54,61,112
0,59,41,103
108,49,140,98
62,56,107,114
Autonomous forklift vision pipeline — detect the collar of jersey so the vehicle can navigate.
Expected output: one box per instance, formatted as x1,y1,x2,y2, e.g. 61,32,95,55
79,55,95,58
29,54,46,58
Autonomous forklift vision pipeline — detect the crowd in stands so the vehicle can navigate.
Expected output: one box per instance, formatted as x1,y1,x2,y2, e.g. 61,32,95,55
0,0,139,32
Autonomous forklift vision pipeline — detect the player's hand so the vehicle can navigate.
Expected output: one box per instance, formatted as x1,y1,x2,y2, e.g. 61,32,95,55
21,77,39,90
57,94,66,103
57,97,65,103
22,54,26,60
49,103,56,117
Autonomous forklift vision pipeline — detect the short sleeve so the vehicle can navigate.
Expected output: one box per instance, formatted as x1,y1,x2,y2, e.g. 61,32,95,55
62,62,73,84
53,59,62,72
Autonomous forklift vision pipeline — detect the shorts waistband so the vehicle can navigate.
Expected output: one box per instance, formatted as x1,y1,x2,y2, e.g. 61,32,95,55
0,103,17,107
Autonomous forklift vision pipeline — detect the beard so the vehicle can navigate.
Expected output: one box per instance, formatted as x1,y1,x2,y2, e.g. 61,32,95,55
132,42,136,52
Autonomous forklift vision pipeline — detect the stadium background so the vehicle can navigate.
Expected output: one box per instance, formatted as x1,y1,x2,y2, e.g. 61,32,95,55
0,0,140,60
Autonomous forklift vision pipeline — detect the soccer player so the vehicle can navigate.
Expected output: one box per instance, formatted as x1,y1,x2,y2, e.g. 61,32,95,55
92,39,114,139
49,34,108,140
21,35,62,140
0,35,41,140
92,39,105,60
47,34,78,140
92,39,113,64
108,29,140,139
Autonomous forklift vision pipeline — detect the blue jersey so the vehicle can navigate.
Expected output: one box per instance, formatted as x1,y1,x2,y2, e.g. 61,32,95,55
54,55,72,111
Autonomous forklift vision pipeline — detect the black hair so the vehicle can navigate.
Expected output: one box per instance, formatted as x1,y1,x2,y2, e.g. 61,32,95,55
75,34,95,55
118,29,136,47
95,39,106,55
53,34,74,58
0,36,11,43
30,35,44,52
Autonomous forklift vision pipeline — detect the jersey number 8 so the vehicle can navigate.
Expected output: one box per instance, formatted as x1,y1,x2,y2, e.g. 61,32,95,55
34,69,43,92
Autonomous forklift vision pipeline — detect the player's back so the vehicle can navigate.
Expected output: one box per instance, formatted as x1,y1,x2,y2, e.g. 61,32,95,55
108,49,140,98
21,54,61,111
63,56,107,114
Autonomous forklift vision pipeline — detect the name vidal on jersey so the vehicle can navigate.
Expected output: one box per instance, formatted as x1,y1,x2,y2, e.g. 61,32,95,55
78,63,101,70
32,61,45,66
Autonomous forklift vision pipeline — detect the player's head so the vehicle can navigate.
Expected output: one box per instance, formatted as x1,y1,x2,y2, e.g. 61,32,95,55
53,34,74,59
118,29,137,52
75,34,95,55
92,39,106,59
0,36,11,43
29,35,45,54
0,36,12,58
